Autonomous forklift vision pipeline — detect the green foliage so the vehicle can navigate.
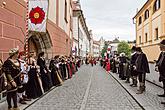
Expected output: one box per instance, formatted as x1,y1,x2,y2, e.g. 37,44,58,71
101,43,108,58
117,41,131,57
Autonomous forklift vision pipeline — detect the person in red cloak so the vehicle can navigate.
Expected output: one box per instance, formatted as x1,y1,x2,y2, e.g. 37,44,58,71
106,59,111,72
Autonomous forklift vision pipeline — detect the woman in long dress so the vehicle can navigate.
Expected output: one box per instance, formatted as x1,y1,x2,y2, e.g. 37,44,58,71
49,56,63,86
26,52,43,99
37,52,51,92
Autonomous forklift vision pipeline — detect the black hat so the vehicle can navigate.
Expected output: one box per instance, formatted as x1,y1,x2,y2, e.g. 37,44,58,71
136,47,142,52
131,46,136,51
159,40,165,46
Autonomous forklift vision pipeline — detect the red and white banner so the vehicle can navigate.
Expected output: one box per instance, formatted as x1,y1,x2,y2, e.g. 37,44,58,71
28,0,48,32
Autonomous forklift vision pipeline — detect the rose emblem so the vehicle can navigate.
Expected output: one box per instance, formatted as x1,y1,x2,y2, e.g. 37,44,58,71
29,6,45,25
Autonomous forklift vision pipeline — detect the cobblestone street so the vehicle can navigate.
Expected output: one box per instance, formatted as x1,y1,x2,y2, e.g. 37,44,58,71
25,65,142,110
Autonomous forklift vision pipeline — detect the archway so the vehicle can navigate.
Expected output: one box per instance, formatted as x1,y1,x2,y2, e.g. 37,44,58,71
28,31,53,59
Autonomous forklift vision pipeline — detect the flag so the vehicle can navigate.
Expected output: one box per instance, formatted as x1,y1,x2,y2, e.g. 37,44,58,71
28,0,48,32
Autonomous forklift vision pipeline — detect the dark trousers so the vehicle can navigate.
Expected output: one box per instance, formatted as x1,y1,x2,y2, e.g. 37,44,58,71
7,91,18,108
138,73,146,84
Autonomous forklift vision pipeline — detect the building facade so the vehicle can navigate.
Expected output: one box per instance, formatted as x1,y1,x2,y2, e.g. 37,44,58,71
0,0,74,62
72,1,90,57
93,41,100,57
134,0,165,87
134,0,165,62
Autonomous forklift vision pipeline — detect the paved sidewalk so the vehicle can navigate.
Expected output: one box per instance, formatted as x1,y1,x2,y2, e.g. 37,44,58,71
109,71,165,110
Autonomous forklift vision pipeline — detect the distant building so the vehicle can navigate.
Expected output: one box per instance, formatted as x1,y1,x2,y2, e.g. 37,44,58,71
72,1,91,57
93,41,100,57
106,38,120,56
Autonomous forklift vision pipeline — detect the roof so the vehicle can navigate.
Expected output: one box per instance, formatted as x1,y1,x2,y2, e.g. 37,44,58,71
133,0,150,19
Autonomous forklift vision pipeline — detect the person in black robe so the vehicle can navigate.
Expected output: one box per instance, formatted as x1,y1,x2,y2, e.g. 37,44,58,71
112,56,117,73
118,53,127,80
26,52,43,99
155,40,165,103
37,52,51,92
135,47,150,94
125,58,131,83
130,46,139,87
49,56,63,86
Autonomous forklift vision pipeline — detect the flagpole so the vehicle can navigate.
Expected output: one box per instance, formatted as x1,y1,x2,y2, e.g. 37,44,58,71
25,0,29,62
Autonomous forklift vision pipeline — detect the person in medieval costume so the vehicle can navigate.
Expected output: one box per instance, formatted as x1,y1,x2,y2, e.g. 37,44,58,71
66,58,72,79
49,55,63,86
112,55,117,73
3,48,21,110
130,46,139,87
124,57,131,83
17,51,31,104
135,47,150,94
0,59,7,93
37,52,51,92
155,40,165,104
106,59,111,72
90,58,94,67
118,53,127,80
26,52,43,99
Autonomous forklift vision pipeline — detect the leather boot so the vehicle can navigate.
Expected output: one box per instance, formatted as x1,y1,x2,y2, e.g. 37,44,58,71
136,86,143,94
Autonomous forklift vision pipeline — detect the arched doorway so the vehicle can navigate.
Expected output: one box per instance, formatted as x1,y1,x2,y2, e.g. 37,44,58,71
28,31,53,59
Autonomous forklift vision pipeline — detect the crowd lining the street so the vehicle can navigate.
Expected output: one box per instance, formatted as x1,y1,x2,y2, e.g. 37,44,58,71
100,39,165,105
0,50,82,110
1,40,165,110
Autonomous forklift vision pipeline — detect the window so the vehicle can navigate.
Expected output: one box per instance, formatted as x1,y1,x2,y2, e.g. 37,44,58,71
145,33,148,42
64,0,68,23
153,0,160,12
138,16,142,25
139,36,142,44
144,10,149,20
155,28,159,40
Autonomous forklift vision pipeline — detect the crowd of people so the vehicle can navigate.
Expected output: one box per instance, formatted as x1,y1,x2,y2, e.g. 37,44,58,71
100,39,165,104
0,49,82,110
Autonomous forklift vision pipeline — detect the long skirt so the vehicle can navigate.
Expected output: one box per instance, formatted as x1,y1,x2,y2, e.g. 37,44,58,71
40,70,51,92
51,69,63,86
67,64,72,78
26,68,42,99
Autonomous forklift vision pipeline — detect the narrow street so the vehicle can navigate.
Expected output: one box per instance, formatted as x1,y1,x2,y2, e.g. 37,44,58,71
25,65,142,110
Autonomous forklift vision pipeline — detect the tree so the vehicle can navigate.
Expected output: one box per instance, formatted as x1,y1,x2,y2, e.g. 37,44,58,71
101,43,108,58
117,41,131,57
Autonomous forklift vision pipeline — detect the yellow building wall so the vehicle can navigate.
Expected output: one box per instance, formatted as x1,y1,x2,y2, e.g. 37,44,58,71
142,44,160,61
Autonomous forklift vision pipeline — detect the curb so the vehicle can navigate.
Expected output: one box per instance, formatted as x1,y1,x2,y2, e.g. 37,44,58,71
108,71,145,110
23,86,57,110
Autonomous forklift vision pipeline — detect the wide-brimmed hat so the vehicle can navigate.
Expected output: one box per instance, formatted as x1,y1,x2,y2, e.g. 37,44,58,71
136,47,142,52
9,48,19,57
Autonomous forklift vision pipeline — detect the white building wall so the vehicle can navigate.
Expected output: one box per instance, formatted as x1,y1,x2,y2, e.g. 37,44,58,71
93,44,100,57
73,17,78,40
48,0,56,23
58,0,70,35
72,41,78,56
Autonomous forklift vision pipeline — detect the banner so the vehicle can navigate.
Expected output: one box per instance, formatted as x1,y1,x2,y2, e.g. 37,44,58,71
28,0,48,32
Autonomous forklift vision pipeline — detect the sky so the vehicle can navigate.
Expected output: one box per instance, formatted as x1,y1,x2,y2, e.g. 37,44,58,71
80,0,148,41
